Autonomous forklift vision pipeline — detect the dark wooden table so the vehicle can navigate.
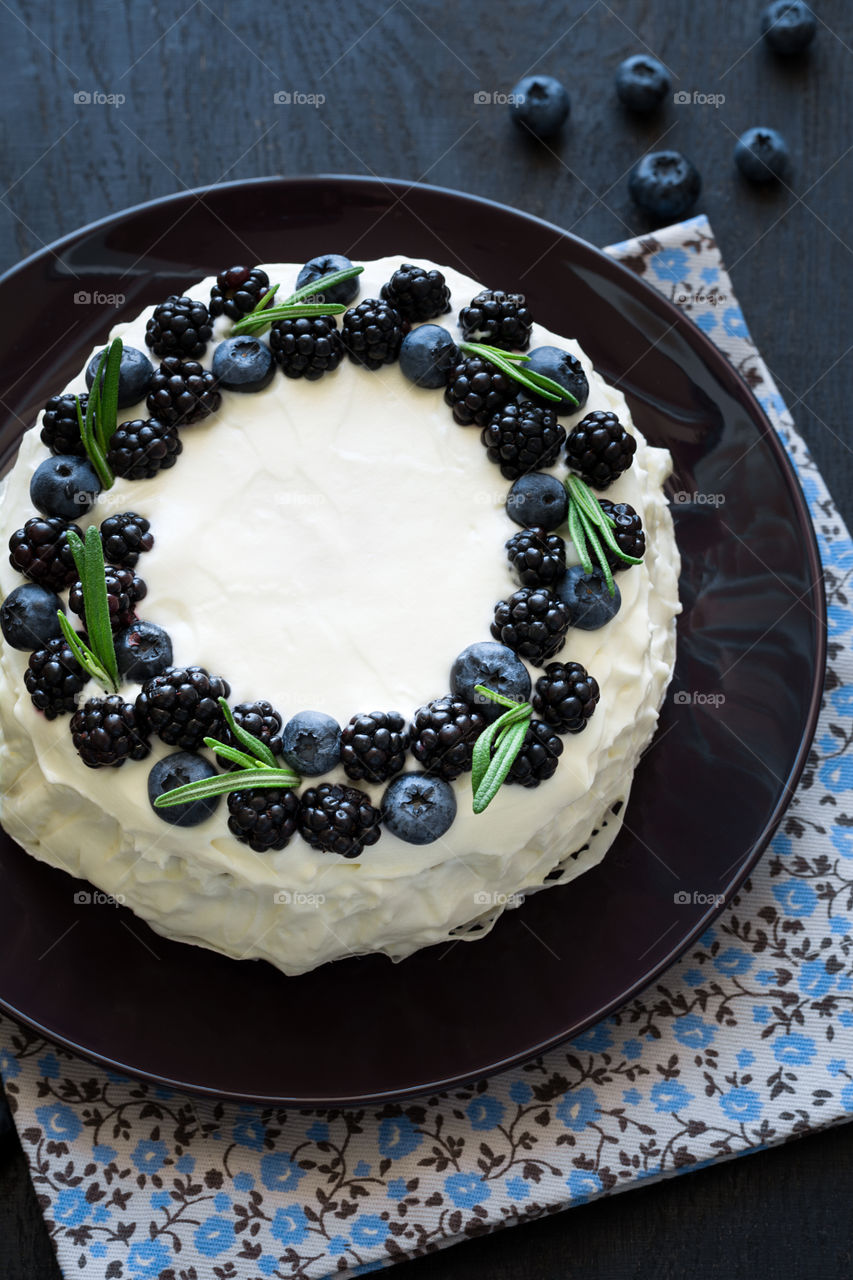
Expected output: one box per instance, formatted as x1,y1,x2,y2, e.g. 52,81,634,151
1,1,851,1275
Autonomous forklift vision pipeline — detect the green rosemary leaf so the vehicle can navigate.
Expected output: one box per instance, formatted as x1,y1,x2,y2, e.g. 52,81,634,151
566,475,642,578
65,528,87,581
254,282,280,311
471,712,509,794
473,682,527,712
567,498,593,574
57,610,114,691
202,738,263,771
474,344,528,363
494,705,532,748
566,475,601,523
217,697,278,768
86,348,107,451
593,509,643,565
458,341,574,405
470,694,532,808
97,338,123,454
472,721,529,814
576,503,616,596
282,264,364,307
80,525,120,689
522,367,578,406
232,302,347,336
74,395,113,490
153,767,301,808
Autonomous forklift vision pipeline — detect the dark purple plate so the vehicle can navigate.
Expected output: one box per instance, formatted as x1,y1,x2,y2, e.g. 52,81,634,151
0,177,825,1104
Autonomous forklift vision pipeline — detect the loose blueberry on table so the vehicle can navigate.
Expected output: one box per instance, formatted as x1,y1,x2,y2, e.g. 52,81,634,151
614,54,671,113
734,127,791,183
4,254,655,858
628,150,702,221
508,74,571,138
760,0,817,54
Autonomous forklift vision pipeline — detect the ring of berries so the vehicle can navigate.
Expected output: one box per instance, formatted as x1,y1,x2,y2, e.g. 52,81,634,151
7,259,652,856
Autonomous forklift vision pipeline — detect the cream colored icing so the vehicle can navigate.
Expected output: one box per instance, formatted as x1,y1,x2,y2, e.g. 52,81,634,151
0,258,680,975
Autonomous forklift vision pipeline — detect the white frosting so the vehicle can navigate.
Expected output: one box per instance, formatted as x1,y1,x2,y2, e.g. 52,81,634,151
0,258,680,975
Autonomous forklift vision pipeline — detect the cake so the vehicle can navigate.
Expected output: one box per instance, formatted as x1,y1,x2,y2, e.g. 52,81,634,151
0,256,680,976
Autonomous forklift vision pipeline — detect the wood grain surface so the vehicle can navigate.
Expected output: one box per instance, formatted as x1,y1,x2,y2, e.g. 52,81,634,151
1,1,851,1276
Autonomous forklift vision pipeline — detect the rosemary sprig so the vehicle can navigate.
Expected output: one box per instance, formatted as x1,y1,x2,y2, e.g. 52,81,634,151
214,698,279,769
153,698,300,809
470,685,533,814
153,768,302,809
458,342,577,408
73,337,123,489
56,526,119,692
565,474,643,597
231,264,364,336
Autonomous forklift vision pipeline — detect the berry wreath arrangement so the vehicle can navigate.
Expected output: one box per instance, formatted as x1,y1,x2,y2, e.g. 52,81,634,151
2,256,652,862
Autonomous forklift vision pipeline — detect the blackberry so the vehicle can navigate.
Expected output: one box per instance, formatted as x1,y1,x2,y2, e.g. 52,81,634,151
458,289,533,351
341,298,405,369
145,295,213,359
216,699,283,769
209,266,271,320
8,516,80,591
598,499,645,572
107,417,182,481
507,719,563,787
136,666,231,751
482,399,566,479
268,315,344,380
298,782,382,859
444,355,514,427
70,695,151,768
532,661,600,734
24,636,87,719
145,357,221,425
69,566,146,633
40,392,87,457
410,695,487,781
227,787,299,852
340,710,409,784
565,411,636,490
491,587,571,666
99,512,154,568
380,263,451,322
506,527,567,588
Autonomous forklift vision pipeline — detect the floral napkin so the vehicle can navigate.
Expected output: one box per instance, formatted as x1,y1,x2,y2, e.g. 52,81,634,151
1,214,850,1280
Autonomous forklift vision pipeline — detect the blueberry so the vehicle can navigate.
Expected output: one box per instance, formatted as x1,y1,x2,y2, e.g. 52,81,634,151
148,751,220,827
212,336,274,393
525,346,589,413
734,127,791,183
509,75,570,138
30,455,101,519
615,54,671,113
556,565,622,630
507,472,568,530
296,254,360,305
399,324,459,388
0,583,65,650
86,345,154,408
115,621,174,682
281,710,342,776
450,641,532,722
628,150,702,221
761,0,816,54
382,772,457,845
